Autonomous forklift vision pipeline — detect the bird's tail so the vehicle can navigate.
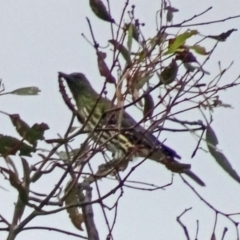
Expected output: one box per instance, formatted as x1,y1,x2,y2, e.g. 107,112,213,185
182,169,205,186
148,149,205,186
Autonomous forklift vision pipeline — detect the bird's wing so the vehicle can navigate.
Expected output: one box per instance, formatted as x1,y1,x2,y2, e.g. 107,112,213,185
102,106,181,160
124,111,181,159
120,111,205,186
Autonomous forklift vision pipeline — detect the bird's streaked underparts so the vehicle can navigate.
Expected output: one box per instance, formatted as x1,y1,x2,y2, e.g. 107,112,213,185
59,72,205,186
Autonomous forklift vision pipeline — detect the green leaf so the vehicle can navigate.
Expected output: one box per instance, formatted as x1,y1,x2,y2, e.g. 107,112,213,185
16,158,30,220
127,24,133,50
183,62,195,72
97,51,116,84
10,87,40,96
135,73,153,90
109,39,132,65
143,91,154,119
212,98,233,108
64,180,84,231
1,167,29,203
69,126,79,134
27,123,49,146
189,45,209,55
4,156,19,177
21,157,30,187
0,134,35,157
206,126,240,184
9,114,49,147
166,10,173,23
207,28,237,42
31,171,43,183
130,72,153,106
176,50,197,63
206,126,218,145
131,24,140,42
165,6,179,22
183,63,210,75
158,59,178,85
164,30,198,55
89,0,115,23
9,114,31,139
1,166,29,222
150,32,168,46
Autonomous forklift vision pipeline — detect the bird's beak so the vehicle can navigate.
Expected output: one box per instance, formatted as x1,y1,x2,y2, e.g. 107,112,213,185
58,72,69,80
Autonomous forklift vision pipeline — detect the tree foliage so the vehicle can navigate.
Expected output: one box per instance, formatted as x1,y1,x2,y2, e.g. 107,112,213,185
0,1,240,240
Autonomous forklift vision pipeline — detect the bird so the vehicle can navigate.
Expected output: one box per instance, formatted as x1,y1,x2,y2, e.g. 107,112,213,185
58,72,205,186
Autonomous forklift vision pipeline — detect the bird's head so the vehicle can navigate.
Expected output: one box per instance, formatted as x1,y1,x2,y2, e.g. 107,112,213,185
58,72,94,98
59,72,92,89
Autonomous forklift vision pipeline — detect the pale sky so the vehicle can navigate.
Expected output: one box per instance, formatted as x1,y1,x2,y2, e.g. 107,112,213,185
0,1,240,240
